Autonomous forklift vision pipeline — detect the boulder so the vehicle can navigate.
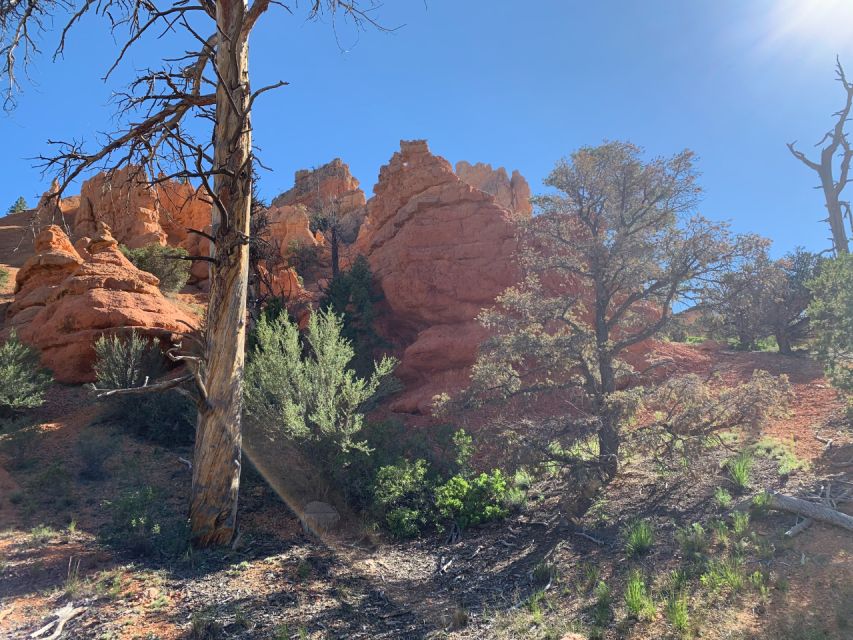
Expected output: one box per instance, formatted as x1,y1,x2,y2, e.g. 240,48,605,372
15,223,200,383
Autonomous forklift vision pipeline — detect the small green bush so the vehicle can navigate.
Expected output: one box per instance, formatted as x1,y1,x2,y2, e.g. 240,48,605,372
77,430,116,480
102,485,189,558
726,450,754,492
0,267,8,288
93,331,195,444
624,570,655,620
244,309,396,457
120,243,191,293
434,469,509,530
624,519,654,557
591,580,613,626
731,510,750,537
0,332,52,417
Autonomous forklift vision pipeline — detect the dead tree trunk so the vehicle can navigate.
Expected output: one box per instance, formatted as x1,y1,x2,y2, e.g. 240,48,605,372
788,58,853,255
766,491,853,533
188,0,253,547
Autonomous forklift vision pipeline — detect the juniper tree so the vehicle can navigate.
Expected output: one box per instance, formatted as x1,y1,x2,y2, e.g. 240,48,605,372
1,0,387,546
464,141,759,487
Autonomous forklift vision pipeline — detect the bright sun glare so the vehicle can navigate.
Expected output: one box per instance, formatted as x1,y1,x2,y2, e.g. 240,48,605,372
763,0,853,56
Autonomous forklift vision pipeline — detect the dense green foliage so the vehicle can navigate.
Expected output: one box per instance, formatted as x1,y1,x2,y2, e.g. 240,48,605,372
120,243,191,293
7,196,27,214
0,267,8,289
93,332,196,444
0,331,52,418
807,253,853,396
244,308,397,457
320,255,385,376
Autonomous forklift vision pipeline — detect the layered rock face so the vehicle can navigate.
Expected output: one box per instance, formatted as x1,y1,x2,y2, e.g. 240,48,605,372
272,158,367,244
455,160,532,217
355,140,527,413
7,225,84,325
12,224,199,383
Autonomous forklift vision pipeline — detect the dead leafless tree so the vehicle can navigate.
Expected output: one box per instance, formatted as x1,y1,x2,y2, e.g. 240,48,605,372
788,57,853,255
1,0,387,547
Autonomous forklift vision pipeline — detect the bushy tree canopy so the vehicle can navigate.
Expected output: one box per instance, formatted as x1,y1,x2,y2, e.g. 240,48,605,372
463,141,761,483
807,253,853,395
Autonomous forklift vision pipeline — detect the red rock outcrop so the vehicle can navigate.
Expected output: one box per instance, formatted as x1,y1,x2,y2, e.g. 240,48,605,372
6,225,84,325
455,160,532,217
71,168,213,286
354,140,526,413
272,158,367,243
74,167,167,248
14,223,199,383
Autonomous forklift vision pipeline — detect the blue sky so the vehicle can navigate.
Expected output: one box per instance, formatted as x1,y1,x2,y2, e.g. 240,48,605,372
4,0,853,256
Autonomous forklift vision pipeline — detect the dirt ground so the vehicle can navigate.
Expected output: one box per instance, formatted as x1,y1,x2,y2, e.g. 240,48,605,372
1,211,852,639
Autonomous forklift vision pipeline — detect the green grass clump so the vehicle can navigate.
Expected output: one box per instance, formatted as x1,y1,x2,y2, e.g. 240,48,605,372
714,486,733,508
624,570,656,620
726,450,754,492
591,580,612,627
700,558,746,593
754,437,808,475
624,519,654,557
0,267,8,289
665,593,690,632
676,522,708,560
731,511,750,537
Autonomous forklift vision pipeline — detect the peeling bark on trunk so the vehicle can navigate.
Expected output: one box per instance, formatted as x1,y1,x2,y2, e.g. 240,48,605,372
189,0,253,547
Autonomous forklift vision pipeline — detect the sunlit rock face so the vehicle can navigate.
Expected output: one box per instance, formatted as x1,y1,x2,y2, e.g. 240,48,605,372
455,160,533,217
353,140,529,413
10,224,199,383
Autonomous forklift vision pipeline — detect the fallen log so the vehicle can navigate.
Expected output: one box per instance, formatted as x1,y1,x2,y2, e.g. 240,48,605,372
767,492,853,532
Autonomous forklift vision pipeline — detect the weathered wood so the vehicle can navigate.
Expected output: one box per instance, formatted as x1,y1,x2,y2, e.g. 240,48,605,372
188,0,253,548
767,492,853,532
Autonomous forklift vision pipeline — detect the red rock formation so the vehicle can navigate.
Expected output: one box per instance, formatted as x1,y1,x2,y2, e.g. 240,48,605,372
74,167,167,248
14,223,199,383
355,140,526,413
455,160,532,217
272,158,367,244
7,225,84,325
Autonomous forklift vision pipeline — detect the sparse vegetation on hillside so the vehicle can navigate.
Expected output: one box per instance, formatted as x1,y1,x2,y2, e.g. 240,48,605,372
120,243,191,293
0,266,8,288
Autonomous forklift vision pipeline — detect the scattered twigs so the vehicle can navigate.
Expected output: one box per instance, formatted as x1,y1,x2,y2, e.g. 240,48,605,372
30,602,86,640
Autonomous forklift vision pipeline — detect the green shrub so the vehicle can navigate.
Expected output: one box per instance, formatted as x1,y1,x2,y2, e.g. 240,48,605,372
77,430,116,480
726,450,754,492
0,267,8,288
320,255,386,376
120,243,191,293
624,570,655,620
102,485,189,558
435,470,509,530
700,557,745,593
624,519,654,557
244,309,396,458
807,253,853,395
93,332,195,445
0,332,52,417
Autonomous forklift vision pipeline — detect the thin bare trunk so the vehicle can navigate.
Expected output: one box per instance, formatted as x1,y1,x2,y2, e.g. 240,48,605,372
189,0,253,547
